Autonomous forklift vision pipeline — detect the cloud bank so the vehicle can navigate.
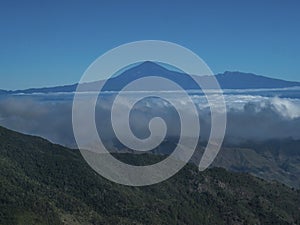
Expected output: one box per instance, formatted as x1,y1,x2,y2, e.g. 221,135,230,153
0,92,300,148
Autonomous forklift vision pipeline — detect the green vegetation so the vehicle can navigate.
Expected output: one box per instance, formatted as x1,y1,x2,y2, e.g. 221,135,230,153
0,126,299,225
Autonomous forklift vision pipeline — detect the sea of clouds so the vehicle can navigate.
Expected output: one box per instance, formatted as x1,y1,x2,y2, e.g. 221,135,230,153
0,88,300,148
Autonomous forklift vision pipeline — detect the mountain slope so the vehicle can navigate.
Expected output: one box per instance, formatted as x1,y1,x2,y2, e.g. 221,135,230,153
0,90,8,94
211,139,300,189
215,71,300,89
3,62,300,94
11,84,78,94
0,126,300,225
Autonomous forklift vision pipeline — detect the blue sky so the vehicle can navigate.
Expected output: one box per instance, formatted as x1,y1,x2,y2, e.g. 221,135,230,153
0,0,299,90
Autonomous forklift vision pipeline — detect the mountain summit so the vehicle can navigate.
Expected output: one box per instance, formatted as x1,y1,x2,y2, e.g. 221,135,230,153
3,62,300,94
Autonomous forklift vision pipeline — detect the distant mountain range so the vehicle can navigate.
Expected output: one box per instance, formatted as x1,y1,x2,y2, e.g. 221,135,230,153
1,62,300,94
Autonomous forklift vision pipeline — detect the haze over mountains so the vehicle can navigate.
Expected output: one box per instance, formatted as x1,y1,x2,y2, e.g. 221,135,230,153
1,62,300,94
0,61,300,192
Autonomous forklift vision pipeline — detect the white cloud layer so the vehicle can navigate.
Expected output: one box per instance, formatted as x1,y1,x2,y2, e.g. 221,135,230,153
0,91,300,147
